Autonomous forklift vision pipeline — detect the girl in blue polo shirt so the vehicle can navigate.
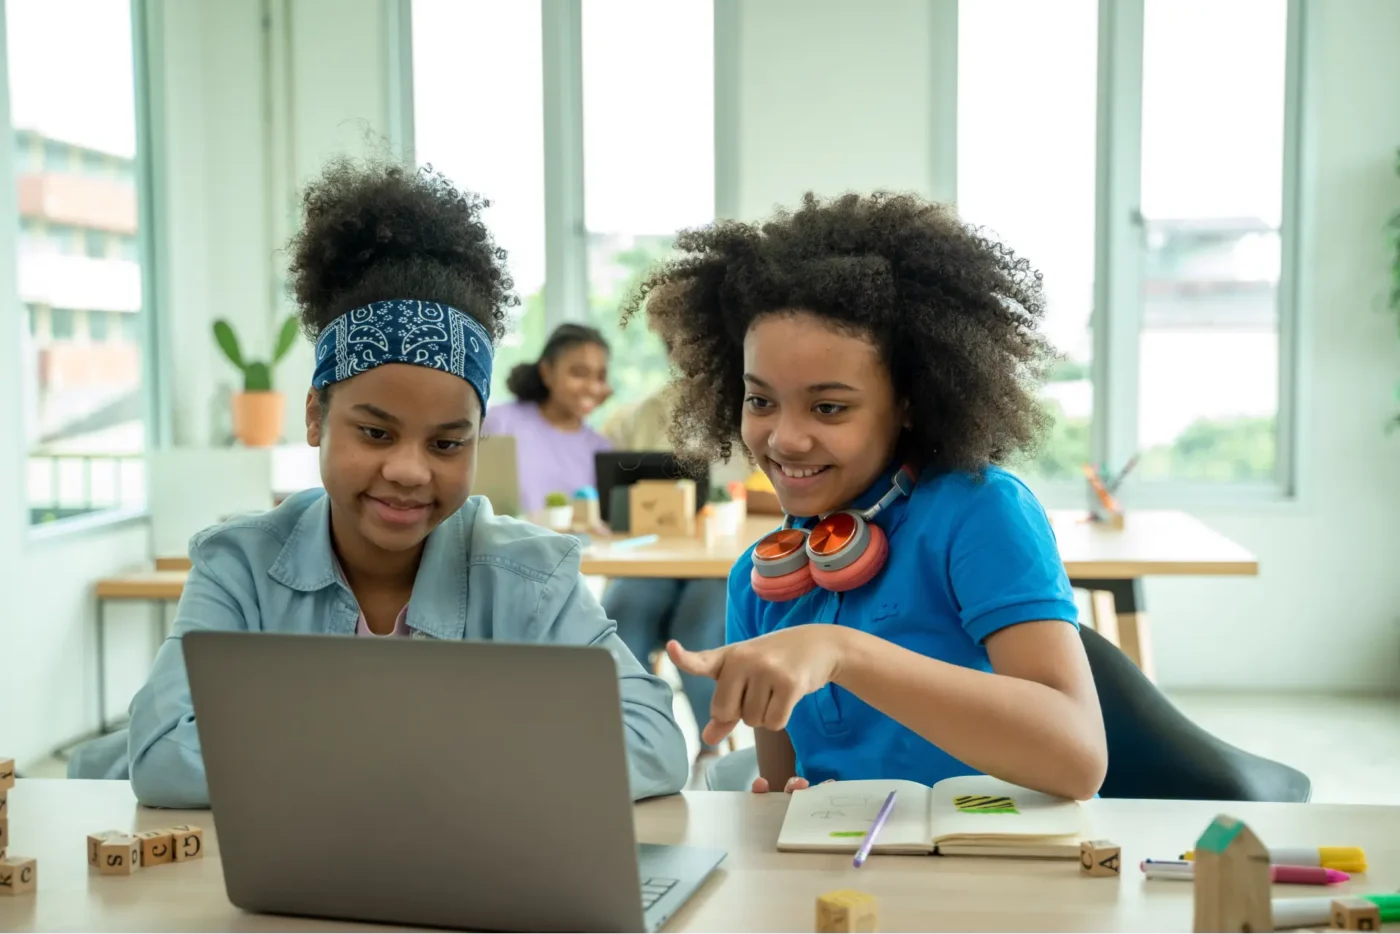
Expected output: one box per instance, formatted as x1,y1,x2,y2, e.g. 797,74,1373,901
619,192,1108,800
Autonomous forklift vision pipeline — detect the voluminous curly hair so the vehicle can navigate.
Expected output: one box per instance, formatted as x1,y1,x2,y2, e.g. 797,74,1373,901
287,156,517,345
620,191,1054,476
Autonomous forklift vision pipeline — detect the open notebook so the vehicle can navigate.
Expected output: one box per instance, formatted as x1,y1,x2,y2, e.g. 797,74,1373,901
777,775,1085,859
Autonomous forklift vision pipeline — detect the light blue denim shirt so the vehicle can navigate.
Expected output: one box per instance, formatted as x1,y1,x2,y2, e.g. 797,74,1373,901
128,488,689,808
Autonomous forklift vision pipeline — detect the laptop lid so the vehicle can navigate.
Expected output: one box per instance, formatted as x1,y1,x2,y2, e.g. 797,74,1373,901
184,632,651,932
472,434,521,517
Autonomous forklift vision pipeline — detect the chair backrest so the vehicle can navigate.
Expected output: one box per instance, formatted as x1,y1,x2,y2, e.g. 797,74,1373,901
1081,625,1311,802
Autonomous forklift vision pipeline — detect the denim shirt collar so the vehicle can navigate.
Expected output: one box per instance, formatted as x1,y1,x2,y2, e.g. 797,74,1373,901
267,492,472,641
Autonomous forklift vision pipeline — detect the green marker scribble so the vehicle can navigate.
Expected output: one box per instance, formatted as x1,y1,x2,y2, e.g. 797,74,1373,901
829,831,868,838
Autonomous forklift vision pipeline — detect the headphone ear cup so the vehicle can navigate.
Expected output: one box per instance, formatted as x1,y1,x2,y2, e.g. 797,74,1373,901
750,565,818,602
809,523,889,592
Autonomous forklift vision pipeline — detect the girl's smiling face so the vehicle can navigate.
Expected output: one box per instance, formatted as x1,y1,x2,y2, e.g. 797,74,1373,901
307,363,480,559
740,311,905,517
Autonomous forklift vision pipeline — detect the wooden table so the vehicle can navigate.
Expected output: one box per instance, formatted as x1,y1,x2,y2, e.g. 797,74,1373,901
90,572,191,735
580,510,1257,681
2,780,1394,932
130,509,1254,683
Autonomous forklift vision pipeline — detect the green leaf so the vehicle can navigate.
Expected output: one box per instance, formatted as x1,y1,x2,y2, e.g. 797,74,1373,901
244,361,273,392
212,320,245,369
272,315,300,364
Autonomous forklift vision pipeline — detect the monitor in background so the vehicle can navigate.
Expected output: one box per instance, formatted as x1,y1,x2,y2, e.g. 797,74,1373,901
595,451,708,527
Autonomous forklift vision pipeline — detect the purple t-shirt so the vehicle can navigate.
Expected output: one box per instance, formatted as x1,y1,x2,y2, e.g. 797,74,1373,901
481,401,612,514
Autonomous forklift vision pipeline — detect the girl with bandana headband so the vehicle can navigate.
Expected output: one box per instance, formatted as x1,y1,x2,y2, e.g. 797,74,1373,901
125,158,689,808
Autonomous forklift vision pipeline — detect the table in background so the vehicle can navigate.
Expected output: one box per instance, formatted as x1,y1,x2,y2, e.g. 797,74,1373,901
1,780,1394,932
132,510,1255,681
90,571,188,734
581,510,1258,680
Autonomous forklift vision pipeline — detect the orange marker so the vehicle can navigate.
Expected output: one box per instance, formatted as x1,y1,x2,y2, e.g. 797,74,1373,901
1081,463,1121,514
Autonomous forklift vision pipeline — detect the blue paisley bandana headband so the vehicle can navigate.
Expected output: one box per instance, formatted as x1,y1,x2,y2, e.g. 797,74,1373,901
311,299,494,408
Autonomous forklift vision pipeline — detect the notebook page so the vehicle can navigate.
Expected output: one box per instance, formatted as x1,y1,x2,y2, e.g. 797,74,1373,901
777,780,932,853
929,775,1082,844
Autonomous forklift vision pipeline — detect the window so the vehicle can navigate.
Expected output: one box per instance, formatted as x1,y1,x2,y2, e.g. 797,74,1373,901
50,307,74,340
954,0,1296,497
412,0,545,408
6,0,149,523
412,0,713,431
580,0,713,424
89,309,108,342
1134,0,1287,483
957,0,1098,480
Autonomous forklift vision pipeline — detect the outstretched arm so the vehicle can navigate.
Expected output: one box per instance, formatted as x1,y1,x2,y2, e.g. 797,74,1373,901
832,620,1106,799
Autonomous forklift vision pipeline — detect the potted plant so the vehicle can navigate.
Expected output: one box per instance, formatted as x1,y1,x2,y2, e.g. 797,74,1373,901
213,315,300,447
542,491,574,532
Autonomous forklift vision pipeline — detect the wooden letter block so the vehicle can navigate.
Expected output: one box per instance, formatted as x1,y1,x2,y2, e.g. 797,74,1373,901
136,829,175,866
97,835,142,876
168,824,205,862
0,760,12,793
1330,897,1381,931
0,790,8,818
628,480,696,538
816,889,878,933
1080,839,1121,876
87,829,125,867
0,818,7,855
0,856,36,896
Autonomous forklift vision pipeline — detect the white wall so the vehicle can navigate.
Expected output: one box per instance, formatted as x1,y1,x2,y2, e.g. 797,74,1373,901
153,0,394,451
730,0,947,219
728,0,1400,691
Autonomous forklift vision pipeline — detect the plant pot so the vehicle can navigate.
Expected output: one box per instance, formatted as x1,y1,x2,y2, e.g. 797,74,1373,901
543,505,575,532
231,391,285,447
710,500,746,537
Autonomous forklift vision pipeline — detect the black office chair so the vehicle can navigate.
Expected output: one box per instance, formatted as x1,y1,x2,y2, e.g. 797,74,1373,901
1081,625,1310,801
709,626,1311,802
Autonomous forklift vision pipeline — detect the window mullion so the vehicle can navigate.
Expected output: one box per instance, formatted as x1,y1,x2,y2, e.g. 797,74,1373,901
1091,0,1145,480
541,0,587,327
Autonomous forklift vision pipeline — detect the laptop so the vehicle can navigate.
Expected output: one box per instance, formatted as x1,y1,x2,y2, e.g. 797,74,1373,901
594,451,710,527
473,434,522,517
183,632,726,932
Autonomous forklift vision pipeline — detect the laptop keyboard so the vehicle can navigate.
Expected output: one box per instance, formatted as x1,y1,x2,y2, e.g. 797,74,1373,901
640,877,679,910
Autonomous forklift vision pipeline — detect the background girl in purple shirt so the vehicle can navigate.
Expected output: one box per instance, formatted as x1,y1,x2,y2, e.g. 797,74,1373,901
481,323,613,513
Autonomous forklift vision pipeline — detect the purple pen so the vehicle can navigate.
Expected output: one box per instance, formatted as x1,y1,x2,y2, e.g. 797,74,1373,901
852,791,897,868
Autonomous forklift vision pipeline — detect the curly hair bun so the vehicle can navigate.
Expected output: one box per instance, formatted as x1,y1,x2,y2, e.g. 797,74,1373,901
286,156,517,342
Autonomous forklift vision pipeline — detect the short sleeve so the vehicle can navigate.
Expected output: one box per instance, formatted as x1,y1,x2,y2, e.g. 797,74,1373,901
948,472,1078,644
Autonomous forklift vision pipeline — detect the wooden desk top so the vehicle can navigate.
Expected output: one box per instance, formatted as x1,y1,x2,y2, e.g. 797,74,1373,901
94,571,189,601
1,780,1394,932
578,509,1259,580
130,508,1257,596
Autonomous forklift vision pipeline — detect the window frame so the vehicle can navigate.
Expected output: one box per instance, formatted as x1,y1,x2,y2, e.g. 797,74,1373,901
402,0,1307,511
963,0,1308,511
2,0,164,536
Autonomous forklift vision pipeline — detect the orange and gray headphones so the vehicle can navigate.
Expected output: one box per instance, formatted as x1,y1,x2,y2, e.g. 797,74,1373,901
750,465,917,602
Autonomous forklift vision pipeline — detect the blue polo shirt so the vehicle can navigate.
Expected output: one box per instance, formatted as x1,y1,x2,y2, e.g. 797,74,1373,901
725,465,1078,785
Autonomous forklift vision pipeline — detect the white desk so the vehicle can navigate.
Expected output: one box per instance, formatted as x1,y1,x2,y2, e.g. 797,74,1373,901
2,780,1396,931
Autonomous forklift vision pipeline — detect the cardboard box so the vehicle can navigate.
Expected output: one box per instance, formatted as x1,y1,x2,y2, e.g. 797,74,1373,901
628,480,696,537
